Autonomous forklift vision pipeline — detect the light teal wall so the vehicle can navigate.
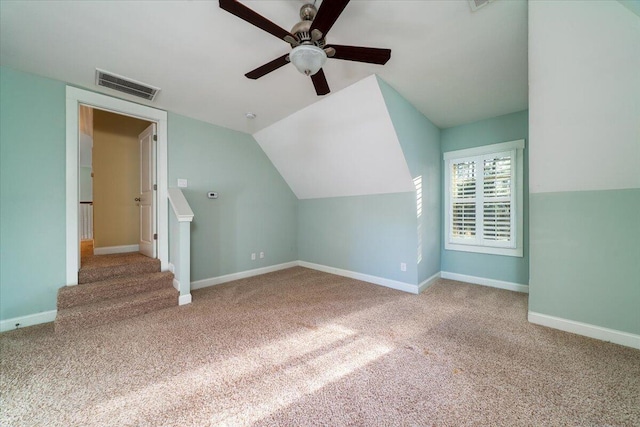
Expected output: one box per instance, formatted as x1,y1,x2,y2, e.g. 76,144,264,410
377,77,441,283
440,110,529,285
167,113,297,281
0,67,67,320
529,189,640,335
298,193,418,283
298,78,442,286
0,66,297,322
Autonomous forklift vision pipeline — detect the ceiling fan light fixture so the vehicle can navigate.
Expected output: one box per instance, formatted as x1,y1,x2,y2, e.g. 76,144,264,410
289,44,327,76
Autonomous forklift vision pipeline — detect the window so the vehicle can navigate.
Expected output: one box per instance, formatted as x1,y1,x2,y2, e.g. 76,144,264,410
444,140,524,257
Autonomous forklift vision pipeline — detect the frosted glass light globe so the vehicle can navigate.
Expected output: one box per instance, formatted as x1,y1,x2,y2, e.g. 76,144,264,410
289,45,327,76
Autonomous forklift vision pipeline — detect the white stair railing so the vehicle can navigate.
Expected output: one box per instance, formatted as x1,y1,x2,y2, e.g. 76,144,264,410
168,188,194,305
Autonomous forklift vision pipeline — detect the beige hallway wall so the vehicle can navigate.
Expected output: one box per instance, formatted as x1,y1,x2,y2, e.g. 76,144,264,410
93,109,151,248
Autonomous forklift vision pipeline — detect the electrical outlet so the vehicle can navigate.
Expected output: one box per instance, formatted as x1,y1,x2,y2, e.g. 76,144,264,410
400,262,407,272
177,178,188,188
259,251,265,259
251,253,256,261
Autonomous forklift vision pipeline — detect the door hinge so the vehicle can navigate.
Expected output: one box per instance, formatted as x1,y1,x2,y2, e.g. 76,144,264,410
153,233,158,240
153,134,157,142
153,184,157,191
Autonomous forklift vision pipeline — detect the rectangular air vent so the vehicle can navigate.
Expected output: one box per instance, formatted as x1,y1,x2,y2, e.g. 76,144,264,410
469,0,494,12
95,69,160,101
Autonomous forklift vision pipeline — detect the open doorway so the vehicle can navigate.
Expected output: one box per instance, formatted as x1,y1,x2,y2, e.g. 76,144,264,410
66,86,169,286
78,106,153,264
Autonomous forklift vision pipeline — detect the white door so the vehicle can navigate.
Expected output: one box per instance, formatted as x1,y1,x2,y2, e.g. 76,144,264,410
139,123,157,258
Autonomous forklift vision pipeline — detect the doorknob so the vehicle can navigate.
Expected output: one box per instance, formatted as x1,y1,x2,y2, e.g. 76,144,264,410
134,197,141,202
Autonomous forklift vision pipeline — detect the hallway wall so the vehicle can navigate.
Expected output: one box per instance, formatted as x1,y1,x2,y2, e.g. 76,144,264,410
93,109,151,248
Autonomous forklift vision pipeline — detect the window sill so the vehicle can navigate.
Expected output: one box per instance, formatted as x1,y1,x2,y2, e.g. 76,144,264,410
444,242,523,258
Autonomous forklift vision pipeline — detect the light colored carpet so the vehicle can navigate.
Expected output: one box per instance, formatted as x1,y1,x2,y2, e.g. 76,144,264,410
56,253,177,333
1,267,638,426
79,252,160,284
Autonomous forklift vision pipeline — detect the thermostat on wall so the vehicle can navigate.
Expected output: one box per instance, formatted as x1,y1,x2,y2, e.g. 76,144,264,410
207,192,218,199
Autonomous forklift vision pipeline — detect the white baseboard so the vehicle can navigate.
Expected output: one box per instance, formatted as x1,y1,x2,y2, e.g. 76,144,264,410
440,271,528,293
528,311,640,350
94,244,139,255
191,261,299,290
191,261,422,295
179,294,192,305
418,272,441,293
0,310,57,333
168,262,175,274
298,261,419,294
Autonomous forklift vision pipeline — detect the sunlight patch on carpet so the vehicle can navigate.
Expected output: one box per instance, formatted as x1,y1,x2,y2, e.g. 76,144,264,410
83,324,365,425
213,335,392,425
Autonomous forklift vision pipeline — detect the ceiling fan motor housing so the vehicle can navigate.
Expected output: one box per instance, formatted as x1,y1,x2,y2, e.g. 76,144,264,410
291,4,325,48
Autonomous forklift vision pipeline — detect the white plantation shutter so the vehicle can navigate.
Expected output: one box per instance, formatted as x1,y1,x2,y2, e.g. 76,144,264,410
444,140,524,257
482,151,514,245
451,160,477,239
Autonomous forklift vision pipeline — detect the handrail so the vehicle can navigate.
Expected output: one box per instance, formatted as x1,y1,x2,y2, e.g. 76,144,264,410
168,188,194,222
167,187,194,305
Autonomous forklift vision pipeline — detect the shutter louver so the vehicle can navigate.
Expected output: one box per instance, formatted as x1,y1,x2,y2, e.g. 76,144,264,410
452,202,476,237
452,161,476,199
451,161,477,238
483,155,512,242
483,203,511,241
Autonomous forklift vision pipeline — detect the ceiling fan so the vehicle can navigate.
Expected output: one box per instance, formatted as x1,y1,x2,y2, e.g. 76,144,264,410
219,0,391,96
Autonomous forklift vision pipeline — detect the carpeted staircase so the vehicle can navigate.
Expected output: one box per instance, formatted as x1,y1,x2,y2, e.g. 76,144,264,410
55,252,178,333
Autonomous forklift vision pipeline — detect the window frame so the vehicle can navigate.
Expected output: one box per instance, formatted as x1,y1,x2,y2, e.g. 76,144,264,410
443,139,525,257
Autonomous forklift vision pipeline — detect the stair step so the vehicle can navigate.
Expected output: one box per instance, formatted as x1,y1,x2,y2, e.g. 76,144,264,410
54,287,178,333
79,252,160,284
58,271,175,310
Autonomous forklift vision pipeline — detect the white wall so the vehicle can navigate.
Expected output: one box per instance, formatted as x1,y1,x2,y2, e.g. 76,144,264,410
253,75,415,200
529,0,640,194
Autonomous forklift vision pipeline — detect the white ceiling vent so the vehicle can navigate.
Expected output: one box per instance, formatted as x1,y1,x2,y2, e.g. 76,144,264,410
469,0,495,12
95,69,160,101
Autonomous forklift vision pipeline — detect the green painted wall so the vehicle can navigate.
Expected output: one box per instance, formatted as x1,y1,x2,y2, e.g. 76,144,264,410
529,189,640,334
298,78,441,286
0,67,297,322
0,67,67,320
298,193,418,283
528,1,639,339
377,77,441,284
167,113,298,281
440,110,529,285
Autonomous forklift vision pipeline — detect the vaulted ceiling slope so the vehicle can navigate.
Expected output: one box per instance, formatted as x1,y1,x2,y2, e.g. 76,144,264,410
0,0,528,134
254,75,415,200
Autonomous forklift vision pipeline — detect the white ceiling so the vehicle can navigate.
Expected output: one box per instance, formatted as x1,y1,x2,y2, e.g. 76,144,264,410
255,75,414,199
0,0,528,133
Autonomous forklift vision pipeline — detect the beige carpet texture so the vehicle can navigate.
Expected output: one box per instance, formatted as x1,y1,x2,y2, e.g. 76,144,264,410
55,252,178,333
1,267,639,426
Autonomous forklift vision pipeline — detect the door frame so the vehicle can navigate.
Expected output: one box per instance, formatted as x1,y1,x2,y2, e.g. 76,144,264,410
65,86,168,285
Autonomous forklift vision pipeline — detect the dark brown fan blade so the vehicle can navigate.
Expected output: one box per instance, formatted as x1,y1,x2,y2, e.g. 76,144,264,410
309,0,350,38
245,54,290,79
311,69,330,96
219,0,295,42
325,44,391,65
